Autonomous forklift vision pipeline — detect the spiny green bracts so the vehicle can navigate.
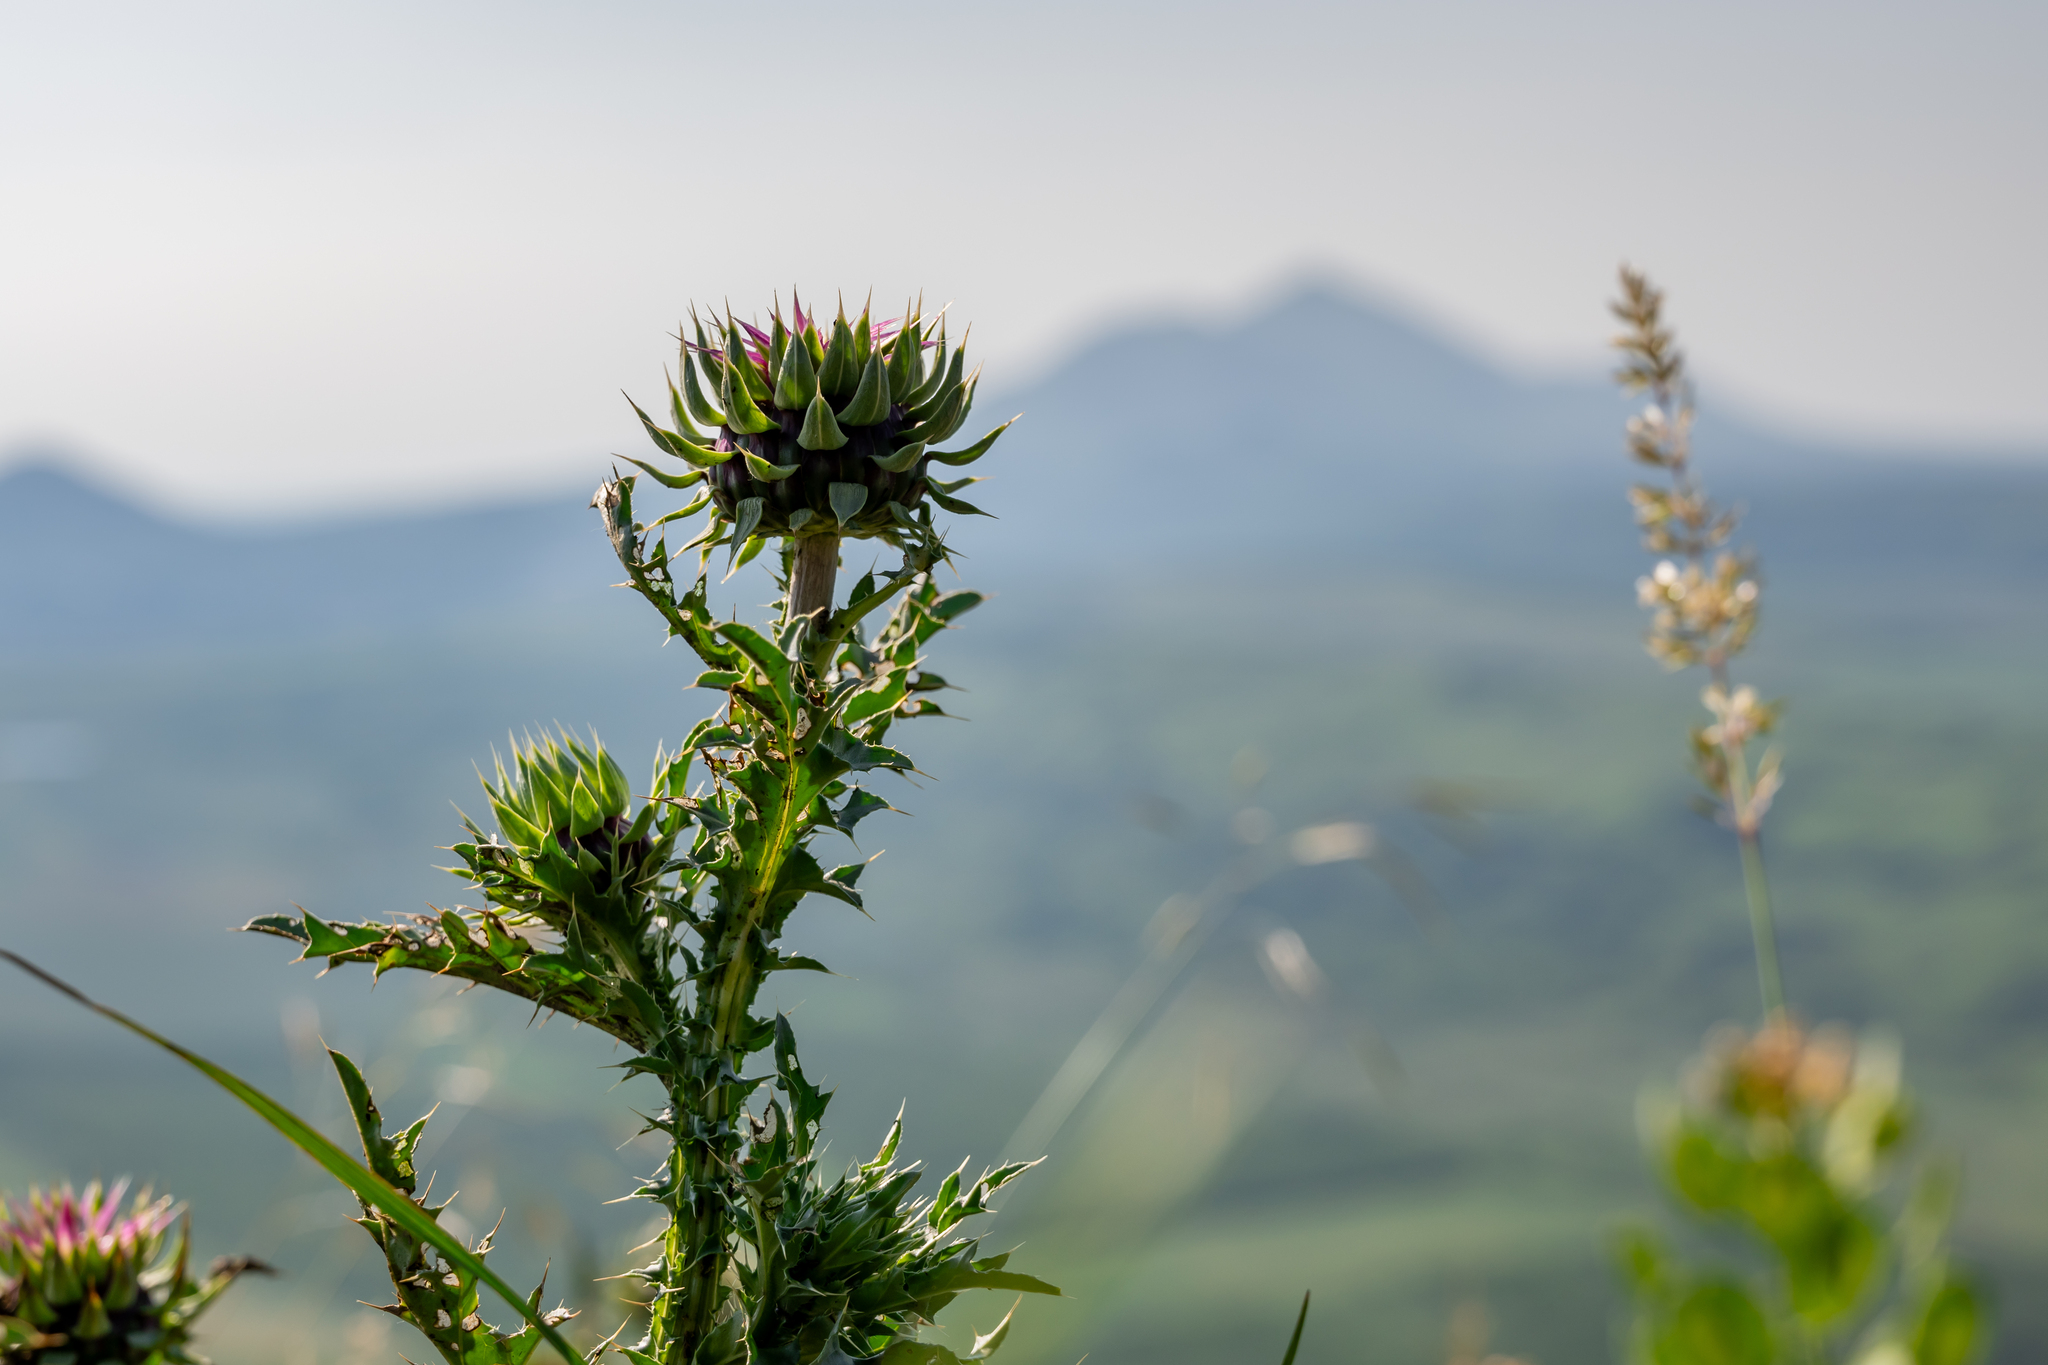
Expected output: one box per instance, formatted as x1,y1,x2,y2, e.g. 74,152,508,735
463,731,671,947
0,1181,265,1364
621,295,1015,557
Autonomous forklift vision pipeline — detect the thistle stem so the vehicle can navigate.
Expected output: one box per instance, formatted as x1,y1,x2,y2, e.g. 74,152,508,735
789,533,840,622
659,670,812,1362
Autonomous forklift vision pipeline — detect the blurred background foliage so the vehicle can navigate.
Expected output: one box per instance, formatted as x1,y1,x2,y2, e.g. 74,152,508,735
2,286,2044,1364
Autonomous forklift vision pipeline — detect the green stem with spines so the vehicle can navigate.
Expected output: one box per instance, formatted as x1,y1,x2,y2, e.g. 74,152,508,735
657,592,824,1362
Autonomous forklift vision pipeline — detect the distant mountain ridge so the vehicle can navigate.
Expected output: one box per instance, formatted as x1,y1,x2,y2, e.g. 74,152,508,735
0,457,615,655
4,285,2045,656
993,283,1848,474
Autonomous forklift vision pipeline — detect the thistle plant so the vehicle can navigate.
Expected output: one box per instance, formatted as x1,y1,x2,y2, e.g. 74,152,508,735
0,1181,265,1364
1609,269,1981,1365
231,293,1050,1365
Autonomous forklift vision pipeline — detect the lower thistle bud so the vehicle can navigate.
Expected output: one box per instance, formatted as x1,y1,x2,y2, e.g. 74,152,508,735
0,1182,267,1364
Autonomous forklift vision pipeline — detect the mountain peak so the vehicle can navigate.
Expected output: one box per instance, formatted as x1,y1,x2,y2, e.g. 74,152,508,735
0,452,167,539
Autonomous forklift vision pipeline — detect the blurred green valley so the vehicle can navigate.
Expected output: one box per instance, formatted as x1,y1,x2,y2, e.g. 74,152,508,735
3,287,2045,1365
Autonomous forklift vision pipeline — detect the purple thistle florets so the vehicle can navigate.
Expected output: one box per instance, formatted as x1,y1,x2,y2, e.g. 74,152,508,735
0,1181,177,1275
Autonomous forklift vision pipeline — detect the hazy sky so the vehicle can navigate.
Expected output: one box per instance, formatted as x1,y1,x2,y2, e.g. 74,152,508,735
4,0,2044,515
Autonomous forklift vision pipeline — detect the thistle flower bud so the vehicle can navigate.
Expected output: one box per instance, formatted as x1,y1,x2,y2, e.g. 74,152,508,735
625,295,1013,550
0,1182,264,1363
453,729,676,965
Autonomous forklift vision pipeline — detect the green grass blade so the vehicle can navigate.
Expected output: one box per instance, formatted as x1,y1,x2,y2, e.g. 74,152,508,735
1279,1290,1310,1365
1,950,588,1365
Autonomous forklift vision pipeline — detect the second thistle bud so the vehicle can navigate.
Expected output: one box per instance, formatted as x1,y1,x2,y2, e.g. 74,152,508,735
457,730,670,943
